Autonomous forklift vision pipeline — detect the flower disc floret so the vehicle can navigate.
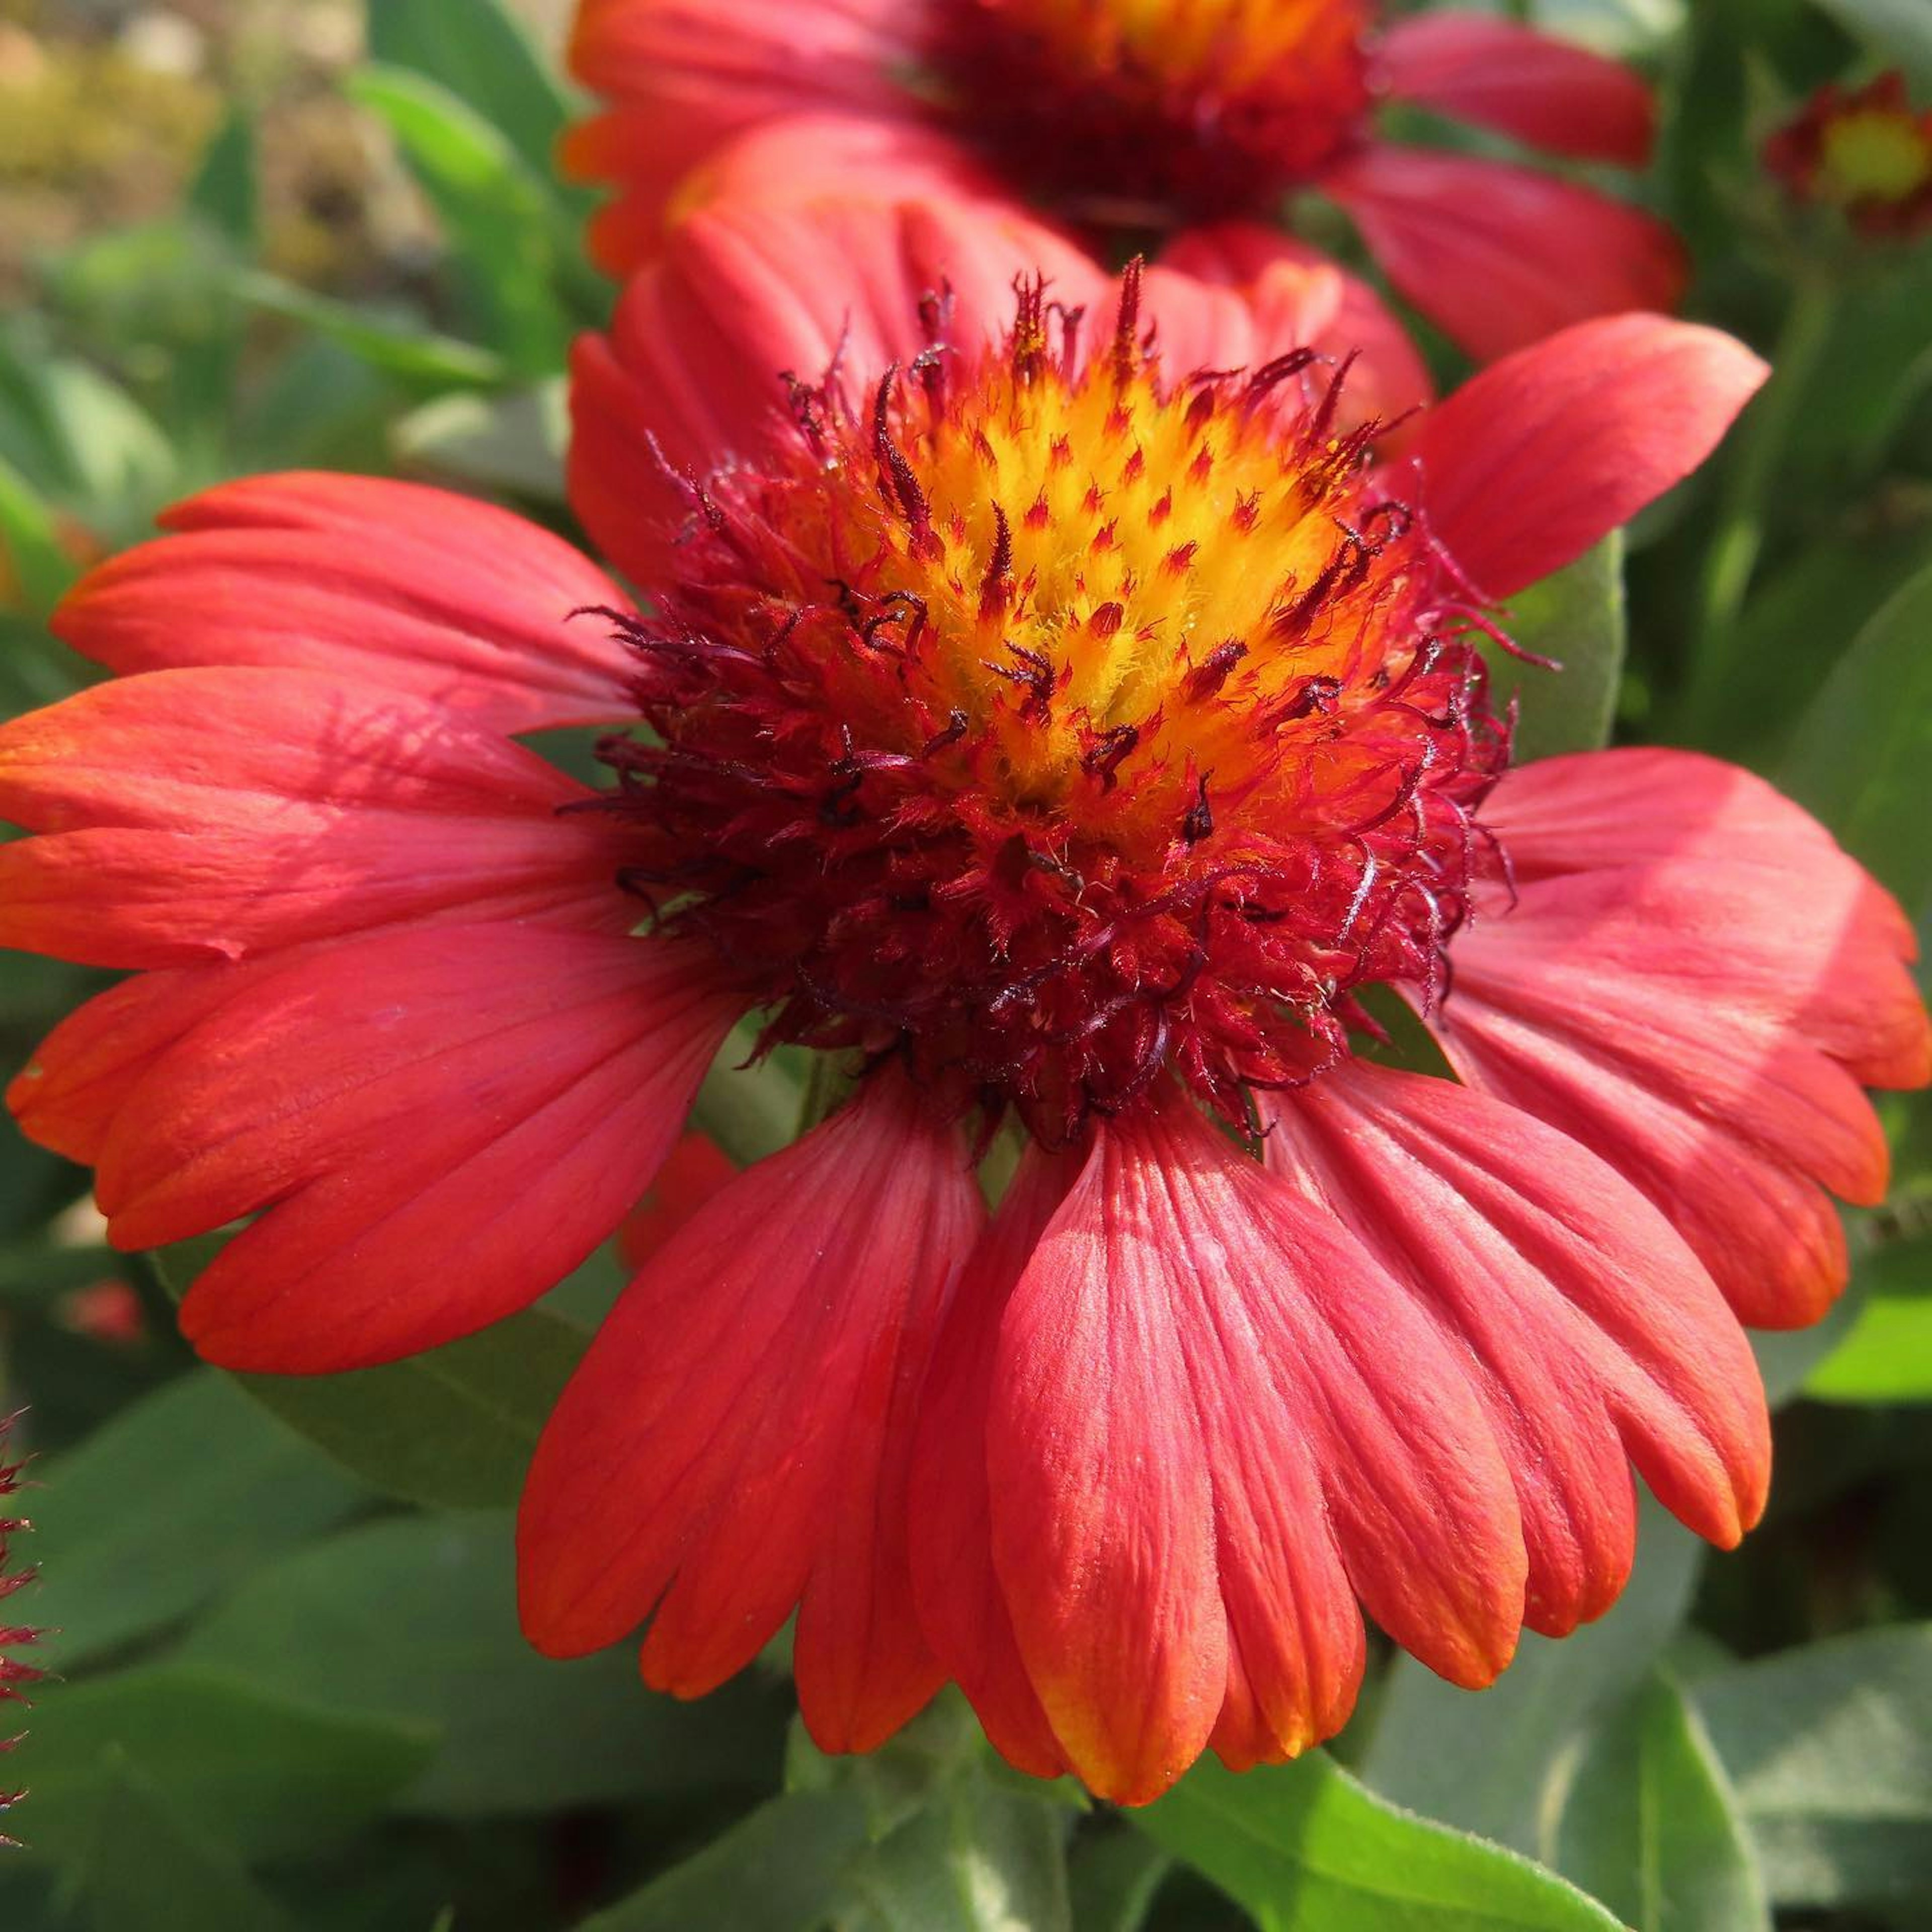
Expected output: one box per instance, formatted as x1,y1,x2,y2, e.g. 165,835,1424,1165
595,270,1507,1143
929,0,1374,222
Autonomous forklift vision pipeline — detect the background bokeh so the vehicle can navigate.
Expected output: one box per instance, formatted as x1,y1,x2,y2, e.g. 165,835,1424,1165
0,2,1928,1928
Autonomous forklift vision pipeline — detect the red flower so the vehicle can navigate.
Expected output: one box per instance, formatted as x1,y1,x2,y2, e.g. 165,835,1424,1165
1,1415,40,1848
1764,70,1932,240
1,195,1922,1804
565,0,1685,358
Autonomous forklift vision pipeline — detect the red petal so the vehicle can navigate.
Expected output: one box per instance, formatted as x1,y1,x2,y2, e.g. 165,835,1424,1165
519,1075,983,1754
56,474,635,734
908,1145,1083,1780
985,1092,1521,1805
566,0,920,272
0,668,632,969
1322,145,1687,364
1151,222,1434,425
10,963,275,1164
97,925,739,1370
1440,749,1928,1327
1379,13,1656,166
570,186,1104,585
1266,1062,1769,1635
616,1131,738,1268
1410,312,1766,598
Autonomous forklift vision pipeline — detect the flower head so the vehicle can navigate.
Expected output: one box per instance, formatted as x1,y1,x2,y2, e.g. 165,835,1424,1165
567,0,1685,358
0,194,1921,1804
595,260,1503,1142
1765,70,1932,239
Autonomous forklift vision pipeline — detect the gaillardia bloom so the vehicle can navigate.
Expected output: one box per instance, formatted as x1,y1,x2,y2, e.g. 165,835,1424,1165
1,195,1923,1805
566,0,1686,358
1764,70,1932,240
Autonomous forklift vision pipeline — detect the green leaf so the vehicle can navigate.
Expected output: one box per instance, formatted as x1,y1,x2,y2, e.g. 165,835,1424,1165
1548,1672,1770,1932
76,1753,297,1932
578,1792,876,1932
366,0,578,184
835,1769,1074,1932
1803,1227,1932,1404
19,1667,434,1865
1065,1831,1170,1932
186,109,259,253
393,379,568,501
152,1243,588,1508
1489,533,1627,763
175,1514,789,1815
786,1693,1079,1932
1807,1290,1932,1403
1778,559,1932,911
233,272,507,389
345,66,573,373
33,1370,367,1670
1809,0,1932,84
1363,1504,1703,1855
1693,1625,1932,1906
695,1026,811,1167
0,452,81,618
1133,1753,1626,1932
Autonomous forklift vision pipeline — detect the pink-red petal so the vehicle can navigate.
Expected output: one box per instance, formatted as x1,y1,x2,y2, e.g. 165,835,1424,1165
985,1092,1522,1804
1378,13,1655,167
56,474,636,735
10,962,277,1165
95,924,739,1371
908,1145,1082,1780
519,1075,983,1753
1322,145,1687,365
1410,313,1767,599
565,0,924,271
0,668,633,970
1265,1062,1768,1636
1441,750,1928,1327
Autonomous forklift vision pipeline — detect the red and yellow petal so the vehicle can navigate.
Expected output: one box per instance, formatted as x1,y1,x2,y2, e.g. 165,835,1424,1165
94,924,739,1371
908,1144,1084,1780
56,473,637,734
566,0,924,272
1266,1062,1768,1634
0,667,634,970
1442,749,1929,1327
519,1073,984,1752
1409,313,1767,599
984,1090,1522,1804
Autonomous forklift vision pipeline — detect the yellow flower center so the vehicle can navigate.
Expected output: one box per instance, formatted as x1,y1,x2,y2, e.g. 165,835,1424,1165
1819,108,1932,204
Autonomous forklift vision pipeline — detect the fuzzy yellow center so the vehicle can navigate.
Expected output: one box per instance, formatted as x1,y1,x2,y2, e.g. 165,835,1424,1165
1819,109,1932,203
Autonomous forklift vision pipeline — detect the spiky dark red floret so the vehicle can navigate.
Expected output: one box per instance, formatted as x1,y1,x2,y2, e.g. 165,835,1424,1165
0,1414,38,1849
